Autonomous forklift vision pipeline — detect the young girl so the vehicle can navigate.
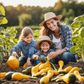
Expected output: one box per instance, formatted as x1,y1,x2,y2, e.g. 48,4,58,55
11,27,36,66
33,36,55,64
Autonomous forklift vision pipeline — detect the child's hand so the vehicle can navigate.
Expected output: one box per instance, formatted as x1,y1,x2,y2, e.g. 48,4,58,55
27,61,32,66
12,52,19,57
32,55,38,60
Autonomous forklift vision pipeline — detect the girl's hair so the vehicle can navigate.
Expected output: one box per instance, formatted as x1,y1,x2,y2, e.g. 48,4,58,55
40,18,61,36
19,27,33,41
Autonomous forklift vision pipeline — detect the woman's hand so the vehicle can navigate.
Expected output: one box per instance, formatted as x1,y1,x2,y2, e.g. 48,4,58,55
12,52,19,57
48,52,58,59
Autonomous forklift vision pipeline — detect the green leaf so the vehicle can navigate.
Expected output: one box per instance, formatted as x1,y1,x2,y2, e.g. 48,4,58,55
0,38,5,42
0,17,8,25
79,27,84,37
0,5,5,16
70,46,80,54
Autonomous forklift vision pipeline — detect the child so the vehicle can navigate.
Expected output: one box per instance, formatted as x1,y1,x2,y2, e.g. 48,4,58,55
33,36,54,64
11,27,36,66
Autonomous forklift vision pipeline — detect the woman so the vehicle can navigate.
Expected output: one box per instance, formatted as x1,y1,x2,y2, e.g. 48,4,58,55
39,12,76,64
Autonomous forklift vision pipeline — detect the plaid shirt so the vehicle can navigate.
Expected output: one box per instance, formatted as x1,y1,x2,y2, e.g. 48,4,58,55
49,24,74,52
11,40,36,58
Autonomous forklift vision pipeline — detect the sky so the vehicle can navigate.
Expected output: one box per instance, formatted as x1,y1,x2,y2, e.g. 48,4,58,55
0,0,84,7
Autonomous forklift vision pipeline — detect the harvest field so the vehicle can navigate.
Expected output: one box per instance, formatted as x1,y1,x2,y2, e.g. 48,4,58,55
0,55,84,84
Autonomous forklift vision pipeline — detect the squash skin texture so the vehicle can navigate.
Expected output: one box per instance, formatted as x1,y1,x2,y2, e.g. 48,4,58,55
7,56,19,69
12,72,29,81
56,73,76,83
0,72,6,79
74,70,84,81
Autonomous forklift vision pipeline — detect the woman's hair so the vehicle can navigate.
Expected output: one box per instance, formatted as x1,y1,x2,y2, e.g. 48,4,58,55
19,27,33,41
40,18,61,36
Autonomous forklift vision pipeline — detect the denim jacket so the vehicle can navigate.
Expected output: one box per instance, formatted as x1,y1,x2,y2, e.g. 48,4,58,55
11,40,36,58
49,24,74,52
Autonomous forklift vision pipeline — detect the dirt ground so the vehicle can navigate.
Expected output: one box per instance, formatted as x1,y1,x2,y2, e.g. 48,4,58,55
0,56,84,84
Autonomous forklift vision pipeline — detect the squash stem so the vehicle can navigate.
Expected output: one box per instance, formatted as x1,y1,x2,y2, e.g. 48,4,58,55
49,62,57,71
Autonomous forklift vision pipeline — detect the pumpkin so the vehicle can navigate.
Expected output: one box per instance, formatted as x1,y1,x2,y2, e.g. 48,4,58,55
7,56,19,69
0,72,6,79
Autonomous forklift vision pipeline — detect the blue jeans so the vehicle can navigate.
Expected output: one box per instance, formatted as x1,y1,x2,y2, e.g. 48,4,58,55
51,52,76,64
19,57,27,66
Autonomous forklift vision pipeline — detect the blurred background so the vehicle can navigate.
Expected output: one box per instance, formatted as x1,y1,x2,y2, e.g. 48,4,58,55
0,0,84,39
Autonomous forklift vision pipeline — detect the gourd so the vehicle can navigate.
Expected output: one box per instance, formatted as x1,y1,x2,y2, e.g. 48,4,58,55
7,56,19,69
58,60,64,71
58,66,73,74
22,66,33,74
37,55,48,63
0,54,3,64
40,76,49,84
74,70,84,81
0,72,6,79
23,62,27,68
33,67,51,77
56,73,76,83
40,69,56,84
68,67,82,73
39,61,51,71
5,71,14,80
12,72,37,81
51,73,64,81
31,62,43,76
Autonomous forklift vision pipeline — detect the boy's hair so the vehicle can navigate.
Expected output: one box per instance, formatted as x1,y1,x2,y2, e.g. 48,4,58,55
19,27,33,41
39,40,51,47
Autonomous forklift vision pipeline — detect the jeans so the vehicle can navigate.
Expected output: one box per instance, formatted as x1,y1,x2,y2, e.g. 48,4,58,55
51,52,77,64
19,57,27,66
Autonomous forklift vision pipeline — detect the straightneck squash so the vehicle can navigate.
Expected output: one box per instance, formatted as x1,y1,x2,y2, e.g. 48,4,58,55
7,56,19,69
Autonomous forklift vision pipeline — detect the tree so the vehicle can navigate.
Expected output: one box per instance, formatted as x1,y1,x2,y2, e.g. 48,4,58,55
18,13,32,26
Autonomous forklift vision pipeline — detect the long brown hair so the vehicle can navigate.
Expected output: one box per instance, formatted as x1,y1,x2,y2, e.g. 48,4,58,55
40,18,61,36
19,27,33,42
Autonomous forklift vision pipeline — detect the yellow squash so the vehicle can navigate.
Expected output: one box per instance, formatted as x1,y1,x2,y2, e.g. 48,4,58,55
56,73,76,83
31,62,43,76
74,70,84,81
7,56,19,69
58,60,64,71
68,67,82,73
12,72,37,81
39,61,51,71
33,67,51,77
0,72,7,79
58,66,73,73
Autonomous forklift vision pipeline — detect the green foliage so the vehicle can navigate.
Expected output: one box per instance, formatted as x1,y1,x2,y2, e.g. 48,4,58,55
70,14,84,61
0,54,3,64
0,5,18,56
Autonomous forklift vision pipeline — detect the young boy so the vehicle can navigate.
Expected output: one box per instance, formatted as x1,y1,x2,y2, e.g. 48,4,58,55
33,36,54,64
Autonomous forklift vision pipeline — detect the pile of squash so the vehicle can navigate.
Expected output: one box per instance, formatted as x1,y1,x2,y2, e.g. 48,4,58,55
0,55,84,84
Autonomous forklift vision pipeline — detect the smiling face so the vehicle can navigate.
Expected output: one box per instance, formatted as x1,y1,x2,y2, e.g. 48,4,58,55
46,18,59,31
23,34,33,44
40,41,50,54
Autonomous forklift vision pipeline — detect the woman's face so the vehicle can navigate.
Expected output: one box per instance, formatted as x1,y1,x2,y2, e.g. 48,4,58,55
40,42,50,53
46,18,58,31
23,34,33,44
